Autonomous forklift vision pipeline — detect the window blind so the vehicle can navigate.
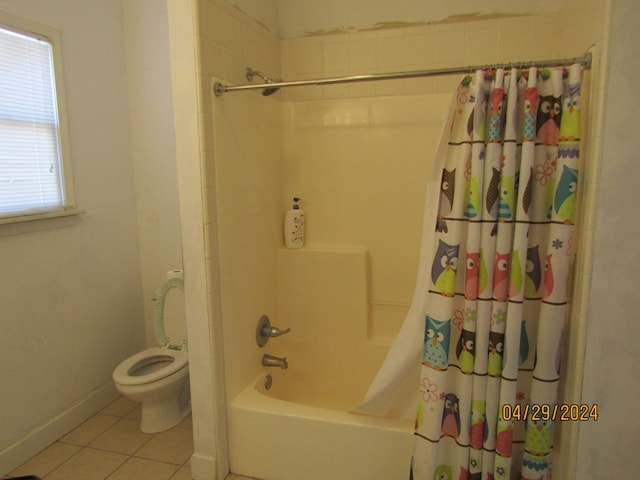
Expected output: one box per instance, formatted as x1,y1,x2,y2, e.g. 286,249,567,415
0,26,64,217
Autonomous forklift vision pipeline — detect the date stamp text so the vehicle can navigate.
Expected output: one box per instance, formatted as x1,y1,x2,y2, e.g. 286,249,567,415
502,403,598,422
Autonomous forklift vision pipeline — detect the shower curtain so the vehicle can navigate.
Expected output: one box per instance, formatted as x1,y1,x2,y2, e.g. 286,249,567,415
357,63,583,480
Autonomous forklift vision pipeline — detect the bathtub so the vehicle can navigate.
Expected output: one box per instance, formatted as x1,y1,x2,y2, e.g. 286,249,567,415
228,374,413,480
227,247,414,480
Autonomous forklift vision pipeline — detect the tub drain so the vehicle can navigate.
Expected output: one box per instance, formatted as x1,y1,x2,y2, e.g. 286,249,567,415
264,374,273,390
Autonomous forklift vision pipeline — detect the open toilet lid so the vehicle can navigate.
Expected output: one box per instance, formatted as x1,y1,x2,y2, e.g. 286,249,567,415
154,277,187,350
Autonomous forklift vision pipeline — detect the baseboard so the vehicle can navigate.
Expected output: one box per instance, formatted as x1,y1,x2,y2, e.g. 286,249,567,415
0,382,119,476
191,451,219,480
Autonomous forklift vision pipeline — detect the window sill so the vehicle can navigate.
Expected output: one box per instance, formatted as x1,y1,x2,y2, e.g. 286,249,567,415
0,208,86,237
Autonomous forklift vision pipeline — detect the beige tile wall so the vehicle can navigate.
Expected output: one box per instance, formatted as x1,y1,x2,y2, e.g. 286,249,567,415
196,0,283,405
198,0,280,87
196,0,281,287
280,7,606,101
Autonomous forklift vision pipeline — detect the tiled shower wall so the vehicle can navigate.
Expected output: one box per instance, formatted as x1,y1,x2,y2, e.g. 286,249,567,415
196,0,607,109
195,0,610,292
279,3,606,101
196,0,283,407
196,0,609,306
196,0,280,323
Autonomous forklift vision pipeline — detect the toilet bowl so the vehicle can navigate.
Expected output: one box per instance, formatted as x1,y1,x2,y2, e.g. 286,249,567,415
113,275,190,433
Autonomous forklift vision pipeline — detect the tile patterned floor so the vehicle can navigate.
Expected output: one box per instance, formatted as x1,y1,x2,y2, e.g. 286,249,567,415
4,396,259,480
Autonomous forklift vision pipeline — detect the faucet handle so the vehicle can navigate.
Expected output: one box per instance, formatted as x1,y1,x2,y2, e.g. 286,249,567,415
256,315,291,347
262,326,291,338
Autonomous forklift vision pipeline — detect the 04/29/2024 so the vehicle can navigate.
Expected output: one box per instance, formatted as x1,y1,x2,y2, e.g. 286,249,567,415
501,403,598,422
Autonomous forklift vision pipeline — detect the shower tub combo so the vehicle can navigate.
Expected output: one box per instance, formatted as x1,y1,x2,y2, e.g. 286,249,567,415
211,50,594,480
214,91,453,480
228,248,414,480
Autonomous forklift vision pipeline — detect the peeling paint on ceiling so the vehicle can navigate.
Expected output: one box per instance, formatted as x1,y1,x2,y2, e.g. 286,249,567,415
224,0,565,39
301,12,529,37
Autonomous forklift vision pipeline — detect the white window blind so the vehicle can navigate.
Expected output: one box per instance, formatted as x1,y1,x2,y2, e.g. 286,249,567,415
0,25,65,218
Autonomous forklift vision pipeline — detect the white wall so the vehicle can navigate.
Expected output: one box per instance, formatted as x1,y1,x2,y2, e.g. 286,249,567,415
167,1,224,478
577,0,640,476
0,0,146,474
122,0,183,346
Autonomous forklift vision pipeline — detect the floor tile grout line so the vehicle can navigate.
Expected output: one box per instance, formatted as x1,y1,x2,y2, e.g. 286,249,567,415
96,448,128,480
58,425,192,465
9,397,195,480
132,450,191,467
95,416,158,457
41,443,184,480
36,442,88,480
57,412,123,448
9,436,192,479
74,443,144,460
103,454,180,480
167,464,187,480
130,425,158,458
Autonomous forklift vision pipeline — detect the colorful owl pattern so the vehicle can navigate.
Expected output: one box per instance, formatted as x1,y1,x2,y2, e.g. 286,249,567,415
413,65,581,480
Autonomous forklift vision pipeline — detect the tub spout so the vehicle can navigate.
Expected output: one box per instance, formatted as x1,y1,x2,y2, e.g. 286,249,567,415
262,354,288,369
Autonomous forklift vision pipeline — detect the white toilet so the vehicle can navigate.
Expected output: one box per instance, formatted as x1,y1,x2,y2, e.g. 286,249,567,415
113,274,190,433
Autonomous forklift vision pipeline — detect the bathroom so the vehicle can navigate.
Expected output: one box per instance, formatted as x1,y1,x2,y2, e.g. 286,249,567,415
0,0,638,479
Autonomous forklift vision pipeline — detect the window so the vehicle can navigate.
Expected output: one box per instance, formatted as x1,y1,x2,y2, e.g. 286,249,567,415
0,14,77,223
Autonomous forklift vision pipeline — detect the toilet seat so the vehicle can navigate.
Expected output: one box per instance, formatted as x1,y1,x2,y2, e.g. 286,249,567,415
113,347,188,386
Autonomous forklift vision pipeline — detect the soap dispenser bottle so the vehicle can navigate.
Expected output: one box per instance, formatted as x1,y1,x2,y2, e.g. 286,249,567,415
284,197,304,249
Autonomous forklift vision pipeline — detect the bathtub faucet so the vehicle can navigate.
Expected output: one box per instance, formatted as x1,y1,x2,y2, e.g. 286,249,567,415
262,325,291,338
256,315,291,347
262,353,288,369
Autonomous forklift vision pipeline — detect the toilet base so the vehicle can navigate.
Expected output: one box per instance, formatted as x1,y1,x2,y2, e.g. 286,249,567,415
141,396,191,433
139,379,191,433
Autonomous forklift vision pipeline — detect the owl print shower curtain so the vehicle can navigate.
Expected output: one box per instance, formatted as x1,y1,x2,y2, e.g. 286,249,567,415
357,63,584,480
409,64,583,480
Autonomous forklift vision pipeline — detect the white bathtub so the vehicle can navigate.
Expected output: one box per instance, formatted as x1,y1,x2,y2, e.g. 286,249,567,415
228,247,414,479
228,374,413,480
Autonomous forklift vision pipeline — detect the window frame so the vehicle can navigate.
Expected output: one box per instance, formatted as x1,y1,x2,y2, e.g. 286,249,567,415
0,11,80,225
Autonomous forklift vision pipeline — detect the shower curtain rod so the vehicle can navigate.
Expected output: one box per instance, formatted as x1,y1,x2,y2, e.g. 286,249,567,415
213,52,592,96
